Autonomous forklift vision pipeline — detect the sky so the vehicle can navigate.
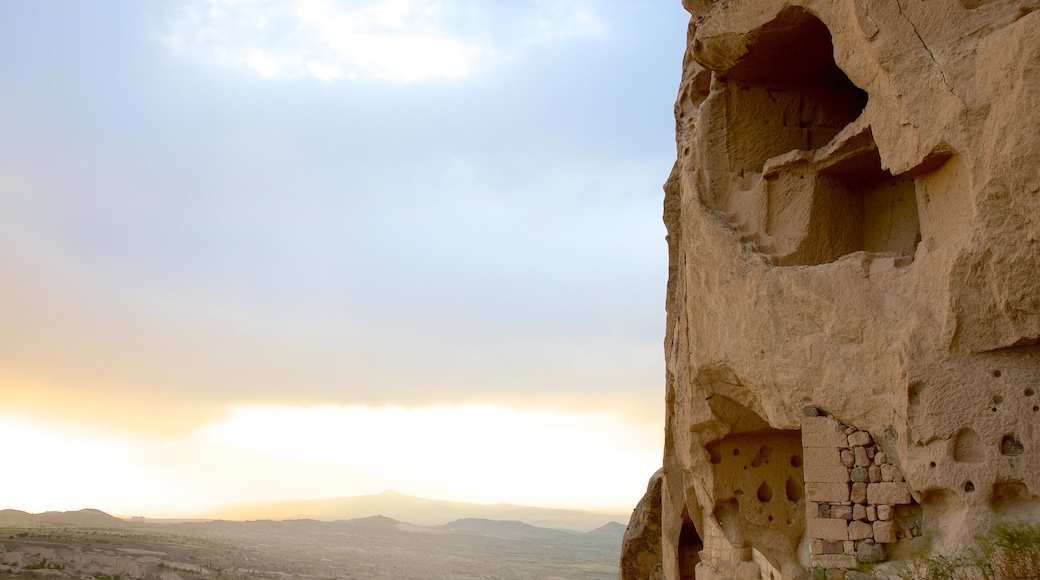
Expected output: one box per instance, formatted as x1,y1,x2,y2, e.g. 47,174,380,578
0,0,688,517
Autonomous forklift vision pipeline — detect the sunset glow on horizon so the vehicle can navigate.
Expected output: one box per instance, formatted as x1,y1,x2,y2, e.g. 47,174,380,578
2,404,661,517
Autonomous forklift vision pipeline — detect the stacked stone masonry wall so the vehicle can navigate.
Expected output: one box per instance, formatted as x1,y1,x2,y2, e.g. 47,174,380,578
802,416,921,573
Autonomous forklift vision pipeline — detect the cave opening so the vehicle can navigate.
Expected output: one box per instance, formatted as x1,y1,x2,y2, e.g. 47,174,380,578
715,7,922,266
678,509,703,580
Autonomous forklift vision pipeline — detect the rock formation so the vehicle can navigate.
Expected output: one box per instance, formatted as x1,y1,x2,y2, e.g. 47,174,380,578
621,470,666,580
625,1,1040,579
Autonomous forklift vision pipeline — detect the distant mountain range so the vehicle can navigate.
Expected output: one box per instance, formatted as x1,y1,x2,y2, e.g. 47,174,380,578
206,490,630,532
0,491,631,533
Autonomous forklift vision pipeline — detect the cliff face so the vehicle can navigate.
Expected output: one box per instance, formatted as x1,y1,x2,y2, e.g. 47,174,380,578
639,1,1040,579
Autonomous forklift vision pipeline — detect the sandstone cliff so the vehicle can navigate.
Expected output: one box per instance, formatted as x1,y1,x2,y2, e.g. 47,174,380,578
626,1,1040,579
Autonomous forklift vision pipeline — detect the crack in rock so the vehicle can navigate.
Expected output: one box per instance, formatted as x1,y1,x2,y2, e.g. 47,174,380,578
896,0,967,106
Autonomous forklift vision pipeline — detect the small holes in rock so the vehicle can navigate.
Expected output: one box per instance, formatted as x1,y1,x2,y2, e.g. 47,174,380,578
993,395,1004,405
791,455,803,468
909,383,923,406
768,515,774,522
785,477,803,502
1033,405,1038,412
733,448,741,456
757,482,773,503
760,446,773,458
1001,434,1025,456
1026,388,1035,397
993,370,1002,378
992,407,998,413
964,481,975,493
929,461,937,468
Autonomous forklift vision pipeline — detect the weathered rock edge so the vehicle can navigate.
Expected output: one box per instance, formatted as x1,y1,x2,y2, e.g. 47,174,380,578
622,1,1040,579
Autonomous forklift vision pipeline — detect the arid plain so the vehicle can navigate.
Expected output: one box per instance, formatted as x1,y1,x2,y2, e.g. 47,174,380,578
0,508,624,580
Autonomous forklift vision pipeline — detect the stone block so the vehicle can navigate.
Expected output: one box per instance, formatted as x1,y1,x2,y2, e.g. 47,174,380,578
866,506,877,521
850,467,869,483
812,554,857,570
831,505,853,520
809,517,850,541
853,504,867,521
812,539,845,555
826,569,846,580
808,482,850,502
851,482,868,504
855,447,871,467
880,464,904,482
848,521,873,541
843,541,855,555
806,447,841,466
876,505,893,521
857,542,886,564
803,417,851,448
847,570,875,580
868,465,882,483
874,451,887,465
818,503,832,518
806,462,852,483
868,483,911,505
840,449,855,467
849,431,872,446
873,521,898,543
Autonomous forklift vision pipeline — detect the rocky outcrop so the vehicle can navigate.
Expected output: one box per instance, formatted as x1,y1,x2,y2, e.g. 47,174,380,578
640,1,1040,578
621,470,665,580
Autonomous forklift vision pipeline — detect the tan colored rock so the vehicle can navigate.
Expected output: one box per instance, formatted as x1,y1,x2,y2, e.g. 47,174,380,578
847,521,873,541
852,505,867,521
655,0,1040,578
873,521,898,544
811,554,857,570
619,469,664,580
876,505,893,521
850,483,867,505
867,483,911,506
849,432,872,447
809,518,849,542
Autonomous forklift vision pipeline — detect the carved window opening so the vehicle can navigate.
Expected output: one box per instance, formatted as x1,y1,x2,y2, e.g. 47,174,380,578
715,8,921,266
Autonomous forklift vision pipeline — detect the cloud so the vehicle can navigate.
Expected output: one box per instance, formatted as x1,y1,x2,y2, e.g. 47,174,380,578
2,405,660,515
160,0,605,82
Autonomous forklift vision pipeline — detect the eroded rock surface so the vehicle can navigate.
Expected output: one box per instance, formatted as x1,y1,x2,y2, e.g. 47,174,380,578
644,1,1040,578
620,469,665,580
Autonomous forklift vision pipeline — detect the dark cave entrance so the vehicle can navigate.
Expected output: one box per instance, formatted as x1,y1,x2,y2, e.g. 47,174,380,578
678,508,703,580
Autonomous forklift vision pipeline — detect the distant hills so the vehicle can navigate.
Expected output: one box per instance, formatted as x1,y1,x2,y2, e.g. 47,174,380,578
0,509,625,579
205,490,629,532
0,508,124,527
0,491,630,533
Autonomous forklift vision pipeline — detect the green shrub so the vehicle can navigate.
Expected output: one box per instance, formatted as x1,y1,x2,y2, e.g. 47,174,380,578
975,520,1040,580
899,519,1040,580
